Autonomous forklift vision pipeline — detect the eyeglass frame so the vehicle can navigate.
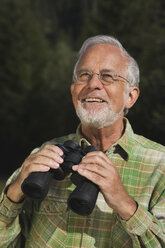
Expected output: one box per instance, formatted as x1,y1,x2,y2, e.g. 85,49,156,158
73,69,130,85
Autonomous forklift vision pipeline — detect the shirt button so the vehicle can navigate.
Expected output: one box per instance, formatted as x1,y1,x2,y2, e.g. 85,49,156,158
45,205,50,211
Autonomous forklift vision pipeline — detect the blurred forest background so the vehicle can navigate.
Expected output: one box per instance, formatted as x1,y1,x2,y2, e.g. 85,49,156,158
0,0,165,178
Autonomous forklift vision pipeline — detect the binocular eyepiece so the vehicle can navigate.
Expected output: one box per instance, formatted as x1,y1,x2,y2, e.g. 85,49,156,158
21,140,99,216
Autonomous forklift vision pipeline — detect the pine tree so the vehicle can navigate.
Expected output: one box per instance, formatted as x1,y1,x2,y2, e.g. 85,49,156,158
0,0,49,174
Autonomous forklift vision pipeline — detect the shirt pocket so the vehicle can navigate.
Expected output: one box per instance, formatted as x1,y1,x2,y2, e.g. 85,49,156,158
26,198,68,247
33,197,68,215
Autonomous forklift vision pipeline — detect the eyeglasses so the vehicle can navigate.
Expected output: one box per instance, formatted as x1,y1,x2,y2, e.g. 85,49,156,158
74,70,130,85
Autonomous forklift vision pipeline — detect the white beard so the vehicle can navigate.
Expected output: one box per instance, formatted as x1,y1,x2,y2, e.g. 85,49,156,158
76,102,125,129
76,88,129,129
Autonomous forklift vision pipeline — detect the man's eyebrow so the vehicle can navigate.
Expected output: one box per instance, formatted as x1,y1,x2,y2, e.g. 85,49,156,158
100,69,116,73
77,68,116,73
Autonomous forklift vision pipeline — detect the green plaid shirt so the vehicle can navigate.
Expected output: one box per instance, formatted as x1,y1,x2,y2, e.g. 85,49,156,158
0,118,165,248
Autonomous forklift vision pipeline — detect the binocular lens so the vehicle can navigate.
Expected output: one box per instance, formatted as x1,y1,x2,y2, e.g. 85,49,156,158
21,171,53,199
67,180,99,216
69,199,90,215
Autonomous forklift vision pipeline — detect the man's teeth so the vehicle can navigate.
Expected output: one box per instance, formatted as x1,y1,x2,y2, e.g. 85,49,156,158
83,98,104,102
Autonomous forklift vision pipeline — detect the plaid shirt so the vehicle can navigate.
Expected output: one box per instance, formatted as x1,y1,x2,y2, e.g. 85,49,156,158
0,118,165,248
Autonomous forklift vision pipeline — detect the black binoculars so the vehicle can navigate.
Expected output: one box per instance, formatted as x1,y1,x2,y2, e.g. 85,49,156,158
21,140,99,216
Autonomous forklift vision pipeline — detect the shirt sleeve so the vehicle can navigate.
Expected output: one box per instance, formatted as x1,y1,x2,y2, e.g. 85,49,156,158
0,192,25,248
0,167,25,247
0,147,42,247
119,197,165,247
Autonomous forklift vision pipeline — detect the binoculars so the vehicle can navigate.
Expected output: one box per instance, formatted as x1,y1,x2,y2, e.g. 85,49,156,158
21,140,99,216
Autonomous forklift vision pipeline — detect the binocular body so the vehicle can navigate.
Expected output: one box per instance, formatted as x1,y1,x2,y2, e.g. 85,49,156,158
21,140,99,216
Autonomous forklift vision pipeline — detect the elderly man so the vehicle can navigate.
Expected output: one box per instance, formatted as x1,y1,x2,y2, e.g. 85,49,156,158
0,35,165,248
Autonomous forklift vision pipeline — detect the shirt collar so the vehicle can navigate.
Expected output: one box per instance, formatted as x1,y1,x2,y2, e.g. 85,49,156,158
116,118,135,159
76,124,91,149
76,118,135,160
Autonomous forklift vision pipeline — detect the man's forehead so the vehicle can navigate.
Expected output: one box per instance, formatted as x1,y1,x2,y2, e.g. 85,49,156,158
78,44,128,71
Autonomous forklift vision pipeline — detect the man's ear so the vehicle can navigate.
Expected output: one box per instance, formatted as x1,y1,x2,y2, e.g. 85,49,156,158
125,86,140,109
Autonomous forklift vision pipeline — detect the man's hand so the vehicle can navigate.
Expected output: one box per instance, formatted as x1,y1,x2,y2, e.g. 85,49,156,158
72,151,137,220
7,145,64,203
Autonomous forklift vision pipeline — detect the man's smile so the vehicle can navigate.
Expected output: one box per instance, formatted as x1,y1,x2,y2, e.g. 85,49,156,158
80,97,106,103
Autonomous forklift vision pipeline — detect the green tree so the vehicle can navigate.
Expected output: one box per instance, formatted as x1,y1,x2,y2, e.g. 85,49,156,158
23,38,78,145
0,0,50,174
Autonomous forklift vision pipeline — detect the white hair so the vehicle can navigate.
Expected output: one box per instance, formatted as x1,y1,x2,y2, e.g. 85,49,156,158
73,35,140,87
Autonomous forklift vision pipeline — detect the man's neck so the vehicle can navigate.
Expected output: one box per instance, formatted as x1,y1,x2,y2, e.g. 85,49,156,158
81,116,125,152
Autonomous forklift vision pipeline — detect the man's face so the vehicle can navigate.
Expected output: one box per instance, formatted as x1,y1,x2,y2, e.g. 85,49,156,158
71,44,129,128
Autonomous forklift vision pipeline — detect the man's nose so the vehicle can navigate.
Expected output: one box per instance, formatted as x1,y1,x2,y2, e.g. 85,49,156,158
87,73,104,90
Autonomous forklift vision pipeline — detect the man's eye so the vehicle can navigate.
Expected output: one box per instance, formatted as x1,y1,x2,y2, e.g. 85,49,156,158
79,72,90,80
102,73,113,80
